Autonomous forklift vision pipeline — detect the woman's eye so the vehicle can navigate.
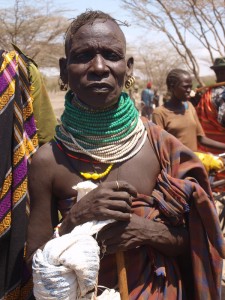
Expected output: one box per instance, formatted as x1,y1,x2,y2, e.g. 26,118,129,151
71,52,93,63
103,51,120,61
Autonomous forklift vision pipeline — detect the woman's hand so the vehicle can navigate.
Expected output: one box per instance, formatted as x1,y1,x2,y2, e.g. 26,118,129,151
97,214,147,254
60,181,137,235
98,214,189,257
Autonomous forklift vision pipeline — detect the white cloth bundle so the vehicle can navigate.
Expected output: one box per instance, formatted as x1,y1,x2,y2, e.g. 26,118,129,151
32,181,120,299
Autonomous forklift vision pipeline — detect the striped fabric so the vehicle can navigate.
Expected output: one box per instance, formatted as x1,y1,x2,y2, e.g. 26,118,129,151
0,50,38,299
196,89,225,189
98,122,225,299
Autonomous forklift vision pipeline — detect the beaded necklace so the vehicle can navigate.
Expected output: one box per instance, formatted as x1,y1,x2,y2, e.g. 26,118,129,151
55,91,147,164
54,138,113,180
80,164,113,180
54,138,97,163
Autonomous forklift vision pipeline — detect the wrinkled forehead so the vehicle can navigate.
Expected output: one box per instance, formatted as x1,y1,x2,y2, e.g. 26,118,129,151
176,74,192,85
65,19,126,57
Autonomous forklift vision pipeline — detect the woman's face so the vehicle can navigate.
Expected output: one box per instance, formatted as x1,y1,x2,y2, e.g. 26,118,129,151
64,19,131,109
215,68,225,83
171,74,192,102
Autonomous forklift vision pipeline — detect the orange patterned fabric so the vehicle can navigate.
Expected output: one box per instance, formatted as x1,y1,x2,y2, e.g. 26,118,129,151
196,89,225,190
196,89,225,145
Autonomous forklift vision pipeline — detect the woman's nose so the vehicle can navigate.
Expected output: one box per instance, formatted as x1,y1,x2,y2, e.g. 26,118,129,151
186,87,191,92
91,54,109,76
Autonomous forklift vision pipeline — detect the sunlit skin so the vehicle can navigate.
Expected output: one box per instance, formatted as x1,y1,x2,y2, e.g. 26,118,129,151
170,74,192,106
26,18,189,282
64,20,129,109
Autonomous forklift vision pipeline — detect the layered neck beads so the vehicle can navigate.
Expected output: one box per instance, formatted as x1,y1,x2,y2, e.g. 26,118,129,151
55,91,147,164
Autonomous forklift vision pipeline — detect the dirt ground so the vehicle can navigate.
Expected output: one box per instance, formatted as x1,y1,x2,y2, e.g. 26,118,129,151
49,91,65,119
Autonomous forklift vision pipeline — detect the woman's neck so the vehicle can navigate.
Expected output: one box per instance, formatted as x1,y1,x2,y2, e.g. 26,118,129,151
166,97,188,110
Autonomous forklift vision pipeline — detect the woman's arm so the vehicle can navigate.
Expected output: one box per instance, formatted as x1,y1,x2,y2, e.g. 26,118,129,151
198,135,225,151
26,145,58,269
98,214,189,257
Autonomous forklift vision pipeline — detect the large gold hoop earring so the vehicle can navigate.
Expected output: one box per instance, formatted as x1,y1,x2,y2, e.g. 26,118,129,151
125,75,135,89
58,77,68,91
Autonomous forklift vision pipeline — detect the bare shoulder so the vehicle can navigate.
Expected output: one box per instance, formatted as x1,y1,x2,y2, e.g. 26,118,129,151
29,141,57,184
30,142,55,167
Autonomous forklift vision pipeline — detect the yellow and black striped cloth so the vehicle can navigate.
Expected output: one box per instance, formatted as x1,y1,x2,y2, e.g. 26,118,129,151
0,50,38,299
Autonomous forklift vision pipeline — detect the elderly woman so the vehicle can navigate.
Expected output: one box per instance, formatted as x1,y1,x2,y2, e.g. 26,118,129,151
26,11,225,300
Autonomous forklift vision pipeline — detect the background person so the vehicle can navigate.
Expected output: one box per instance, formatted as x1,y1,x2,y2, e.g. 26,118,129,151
141,81,154,120
152,68,225,153
25,11,225,300
13,44,57,145
153,89,160,108
192,58,225,189
193,57,225,128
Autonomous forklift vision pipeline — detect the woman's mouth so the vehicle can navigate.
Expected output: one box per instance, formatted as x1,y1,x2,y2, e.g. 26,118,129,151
87,83,112,93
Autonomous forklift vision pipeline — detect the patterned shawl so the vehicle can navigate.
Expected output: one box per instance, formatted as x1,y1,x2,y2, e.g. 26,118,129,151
99,121,225,300
0,50,38,299
196,89,225,189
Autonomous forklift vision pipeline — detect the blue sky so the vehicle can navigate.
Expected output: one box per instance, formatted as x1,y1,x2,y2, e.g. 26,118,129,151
0,0,146,44
52,0,146,44
0,0,214,76
54,0,215,76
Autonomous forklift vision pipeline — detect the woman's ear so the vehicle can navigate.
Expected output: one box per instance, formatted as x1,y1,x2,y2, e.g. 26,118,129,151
59,57,68,91
126,56,134,77
59,57,68,85
124,57,135,89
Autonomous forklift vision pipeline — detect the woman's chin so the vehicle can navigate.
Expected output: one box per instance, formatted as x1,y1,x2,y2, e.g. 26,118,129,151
80,93,120,110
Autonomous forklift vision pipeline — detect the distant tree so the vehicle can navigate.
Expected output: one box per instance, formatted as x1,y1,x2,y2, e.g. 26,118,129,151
127,42,185,93
121,0,225,86
0,0,70,68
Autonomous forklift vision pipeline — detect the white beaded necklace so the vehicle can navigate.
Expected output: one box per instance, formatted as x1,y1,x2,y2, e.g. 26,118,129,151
56,118,147,164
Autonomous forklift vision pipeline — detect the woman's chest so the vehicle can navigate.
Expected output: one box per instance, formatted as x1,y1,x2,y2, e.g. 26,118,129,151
164,109,197,134
53,139,161,209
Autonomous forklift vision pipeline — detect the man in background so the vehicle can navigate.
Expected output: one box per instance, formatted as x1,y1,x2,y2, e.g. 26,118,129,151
141,81,154,120
194,57,225,191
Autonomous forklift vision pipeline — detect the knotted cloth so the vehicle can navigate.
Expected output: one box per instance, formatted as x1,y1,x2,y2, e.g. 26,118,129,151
32,181,120,299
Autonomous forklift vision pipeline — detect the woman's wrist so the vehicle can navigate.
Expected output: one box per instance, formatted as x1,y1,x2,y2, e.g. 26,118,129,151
59,203,81,235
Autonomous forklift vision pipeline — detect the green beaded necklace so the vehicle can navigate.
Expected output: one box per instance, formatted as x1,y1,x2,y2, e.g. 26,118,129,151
56,91,139,149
